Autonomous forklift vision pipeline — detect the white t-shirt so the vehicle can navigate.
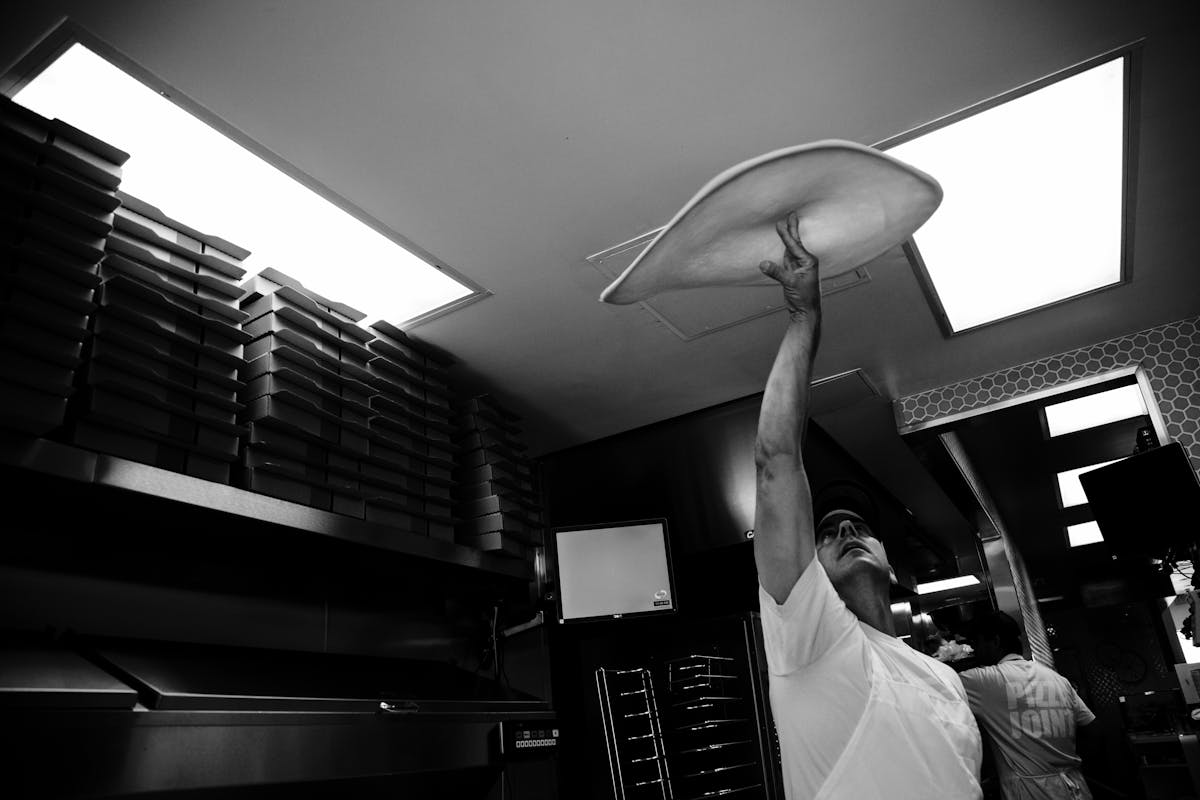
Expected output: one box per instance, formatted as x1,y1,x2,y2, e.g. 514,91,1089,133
759,559,982,799
959,655,1095,785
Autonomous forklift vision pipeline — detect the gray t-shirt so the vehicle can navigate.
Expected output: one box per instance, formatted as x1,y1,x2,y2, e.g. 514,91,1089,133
960,655,1095,781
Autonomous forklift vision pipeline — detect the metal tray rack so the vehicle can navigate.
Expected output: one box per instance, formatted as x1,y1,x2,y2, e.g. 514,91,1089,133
596,666,674,800
665,653,763,800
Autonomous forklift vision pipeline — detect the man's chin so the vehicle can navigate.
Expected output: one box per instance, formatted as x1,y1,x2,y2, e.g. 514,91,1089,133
828,553,888,582
838,547,877,565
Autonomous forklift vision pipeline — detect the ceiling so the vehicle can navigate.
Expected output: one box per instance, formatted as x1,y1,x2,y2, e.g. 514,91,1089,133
2,2,1197,585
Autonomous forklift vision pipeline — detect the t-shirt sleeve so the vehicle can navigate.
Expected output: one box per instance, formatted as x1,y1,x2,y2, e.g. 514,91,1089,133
1071,685,1097,726
758,559,860,675
957,666,994,714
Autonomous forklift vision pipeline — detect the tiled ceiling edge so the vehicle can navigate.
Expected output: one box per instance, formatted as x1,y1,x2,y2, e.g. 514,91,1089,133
895,316,1200,474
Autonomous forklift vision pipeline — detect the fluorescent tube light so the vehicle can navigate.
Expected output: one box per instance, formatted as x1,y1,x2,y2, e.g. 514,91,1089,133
916,575,981,595
13,43,472,325
1044,384,1146,437
1056,458,1124,507
1067,521,1105,547
888,57,1126,332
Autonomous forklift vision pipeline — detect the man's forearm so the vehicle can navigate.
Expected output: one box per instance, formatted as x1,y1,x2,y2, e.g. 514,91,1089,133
755,309,821,464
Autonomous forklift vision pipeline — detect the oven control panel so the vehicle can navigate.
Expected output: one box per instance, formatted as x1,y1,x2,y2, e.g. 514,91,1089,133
497,719,559,756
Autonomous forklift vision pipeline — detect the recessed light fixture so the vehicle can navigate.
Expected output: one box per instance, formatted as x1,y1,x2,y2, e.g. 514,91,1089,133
12,42,476,326
916,575,981,595
887,55,1128,333
1056,458,1125,508
1043,384,1147,437
1067,521,1105,547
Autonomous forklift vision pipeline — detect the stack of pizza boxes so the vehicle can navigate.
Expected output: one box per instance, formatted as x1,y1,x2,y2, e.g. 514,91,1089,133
362,321,458,541
237,267,378,516
452,394,544,559
0,96,128,437
71,191,251,483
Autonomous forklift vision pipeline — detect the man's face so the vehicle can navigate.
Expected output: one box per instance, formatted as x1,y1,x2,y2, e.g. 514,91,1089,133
815,511,890,587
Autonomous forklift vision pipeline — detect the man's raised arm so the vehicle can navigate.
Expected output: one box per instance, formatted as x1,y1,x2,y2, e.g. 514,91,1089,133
754,211,823,605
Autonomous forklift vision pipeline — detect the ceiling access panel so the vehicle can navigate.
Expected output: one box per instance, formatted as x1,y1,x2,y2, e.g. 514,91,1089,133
587,229,872,341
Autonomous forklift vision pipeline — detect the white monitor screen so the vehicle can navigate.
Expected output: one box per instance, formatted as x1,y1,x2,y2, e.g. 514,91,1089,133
553,520,676,622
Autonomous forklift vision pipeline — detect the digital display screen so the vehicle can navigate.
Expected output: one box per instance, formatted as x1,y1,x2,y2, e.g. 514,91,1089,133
1080,442,1200,560
552,520,676,622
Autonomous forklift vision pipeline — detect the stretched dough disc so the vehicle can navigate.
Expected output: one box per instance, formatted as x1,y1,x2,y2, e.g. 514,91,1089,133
599,139,942,304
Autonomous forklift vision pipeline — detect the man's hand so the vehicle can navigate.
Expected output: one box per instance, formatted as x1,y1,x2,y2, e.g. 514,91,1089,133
759,210,820,318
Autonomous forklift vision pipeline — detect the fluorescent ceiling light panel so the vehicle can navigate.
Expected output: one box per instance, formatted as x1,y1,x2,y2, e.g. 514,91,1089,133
1044,384,1146,437
1067,521,1104,547
1056,458,1124,507
13,44,471,325
888,57,1126,332
916,575,981,595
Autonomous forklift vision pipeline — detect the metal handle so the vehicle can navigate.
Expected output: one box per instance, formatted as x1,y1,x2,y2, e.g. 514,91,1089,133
378,700,420,714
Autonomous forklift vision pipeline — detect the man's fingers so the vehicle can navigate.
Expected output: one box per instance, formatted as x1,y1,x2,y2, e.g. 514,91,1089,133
775,213,800,248
759,259,781,280
777,211,817,268
790,238,817,268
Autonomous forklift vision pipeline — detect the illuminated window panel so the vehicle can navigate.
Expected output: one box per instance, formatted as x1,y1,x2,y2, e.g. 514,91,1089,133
12,43,474,325
1067,521,1105,547
1056,458,1124,508
888,56,1127,333
916,575,980,595
1043,384,1146,437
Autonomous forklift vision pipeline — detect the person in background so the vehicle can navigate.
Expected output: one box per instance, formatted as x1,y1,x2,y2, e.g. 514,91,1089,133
959,611,1096,800
753,210,982,799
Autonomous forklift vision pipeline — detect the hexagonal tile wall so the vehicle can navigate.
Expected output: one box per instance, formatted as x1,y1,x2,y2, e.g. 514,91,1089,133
896,316,1200,476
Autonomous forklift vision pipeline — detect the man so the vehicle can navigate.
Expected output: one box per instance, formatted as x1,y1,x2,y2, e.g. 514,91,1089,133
959,612,1095,800
754,210,983,799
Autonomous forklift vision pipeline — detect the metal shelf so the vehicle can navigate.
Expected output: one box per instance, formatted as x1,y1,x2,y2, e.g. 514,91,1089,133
679,740,752,755
685,762,755,779
676,718,749,733
666,655,735,665
686,783,763,799
0,432,532,581
672,695,742,708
